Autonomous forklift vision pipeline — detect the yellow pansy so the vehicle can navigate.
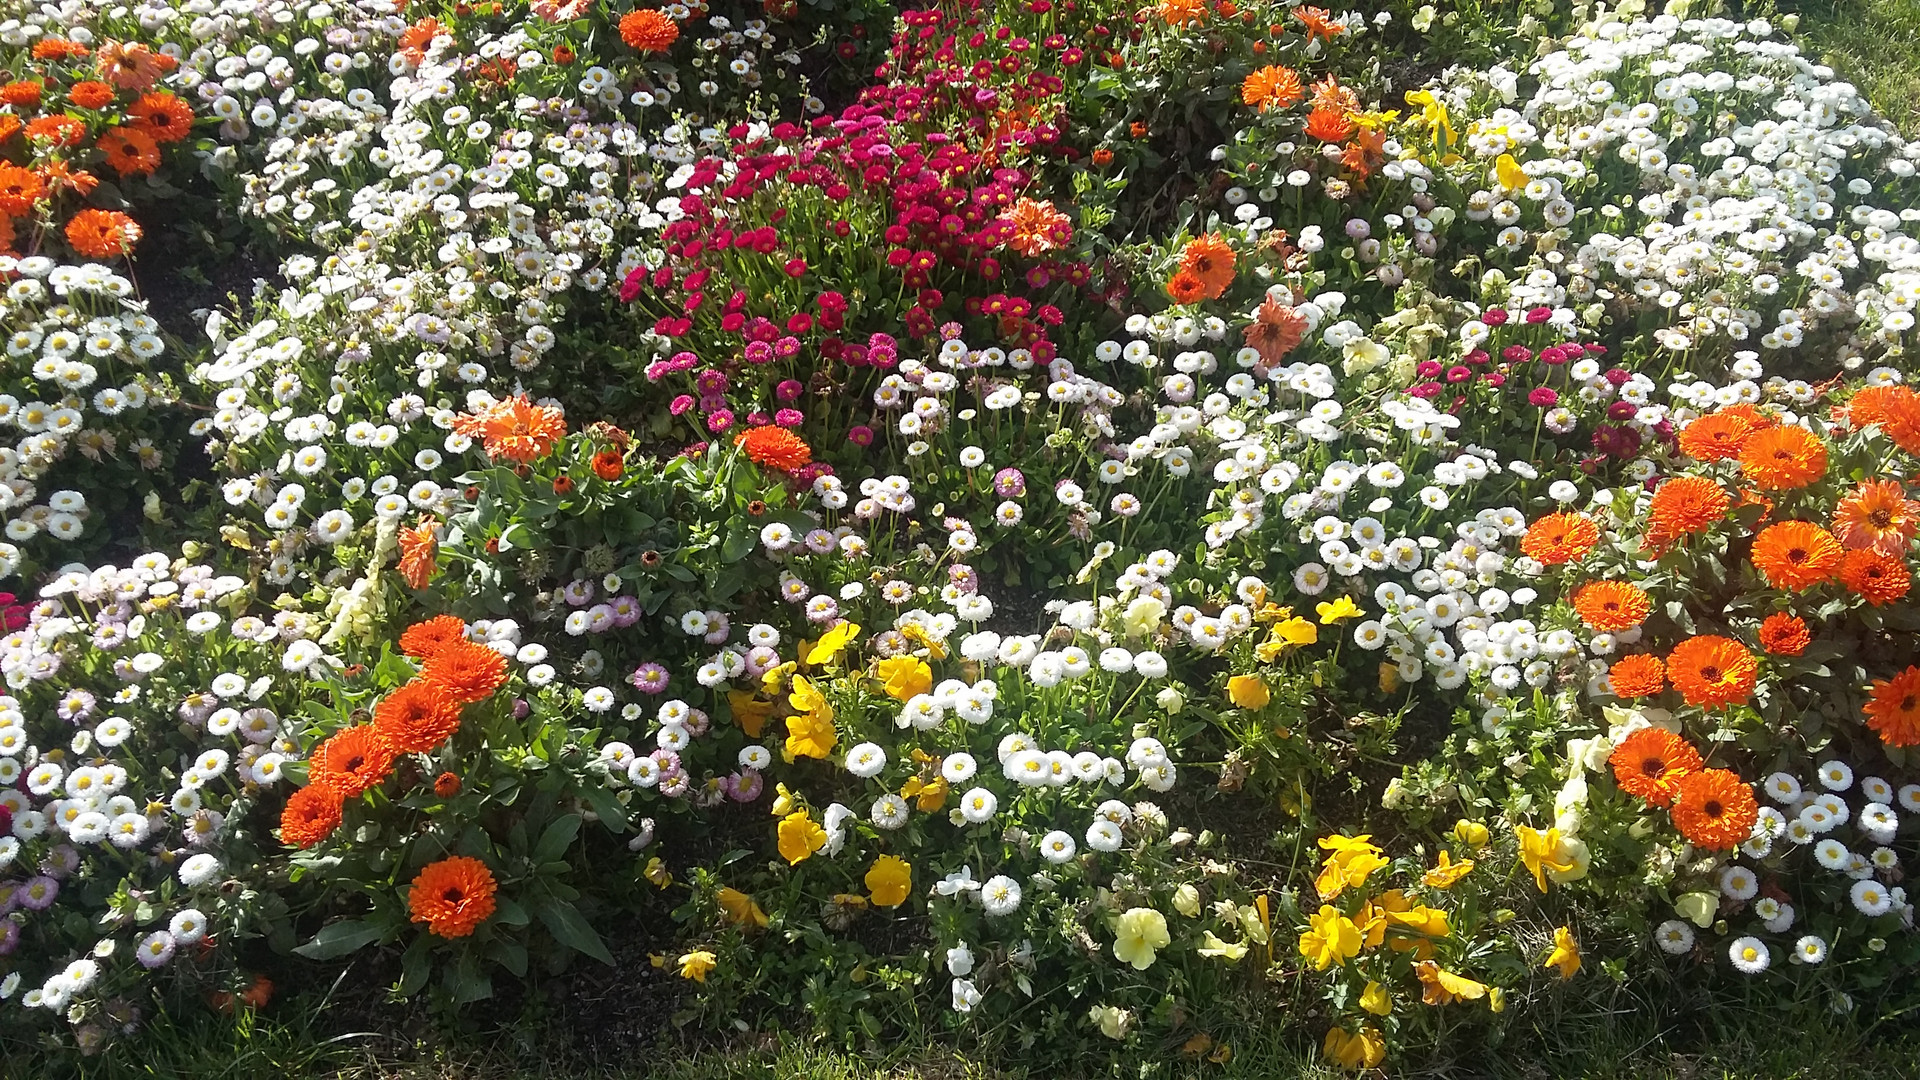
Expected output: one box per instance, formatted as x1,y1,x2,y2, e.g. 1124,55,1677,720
726,690,773,739
1315,596,1362,624
897,622,948,659
1314,834,1387,901
1360,980,1392,1017
1495,152,1528,191
1298,905,1362,970
865,855,912,907
1111,907,1171,970
769,782,796,816
761,660,795,695
677,950,717,983
874,655,933,701
1516,825,1578,893
900,774,948,812
1422,850,1474,889
1196,930,1248,961
784,709,837,762
1226,674,1271,709
1413,960,1492,1006
1404,88,1455,147
776,811,827,865
717,887,768,929
1451,819,1490,847
1323,1025,1386,1070
805,621,861,666
1544,925,1581,979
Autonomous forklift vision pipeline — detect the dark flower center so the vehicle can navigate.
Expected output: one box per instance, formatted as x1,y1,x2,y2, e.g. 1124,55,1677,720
1703,800,1724,818
1700,665,1722,682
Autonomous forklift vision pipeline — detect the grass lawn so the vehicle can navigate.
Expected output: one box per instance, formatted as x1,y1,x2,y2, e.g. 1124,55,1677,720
1793,0,1920,132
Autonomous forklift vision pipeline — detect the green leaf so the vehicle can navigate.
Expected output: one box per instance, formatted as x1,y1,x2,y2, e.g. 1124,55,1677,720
533,814,583,864
492,938,529,978
581,784,629,832
398,936,433,997
536,899,614,964
493,896,531,928
293,919,385,960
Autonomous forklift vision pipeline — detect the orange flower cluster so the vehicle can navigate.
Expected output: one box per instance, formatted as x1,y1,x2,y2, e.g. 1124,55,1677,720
1000,197,1072,257
281,618,507,849
736,425,813,472
1166,233,1235,304
1833,480,1920,557
1845,384,1920,456
619,9,680,53
1644,476,1730,553
397,516,438,589
1738,425,1827,490
1520,512,1599,565
408,856,499,938
452,394,567,462
1611,729,1756,848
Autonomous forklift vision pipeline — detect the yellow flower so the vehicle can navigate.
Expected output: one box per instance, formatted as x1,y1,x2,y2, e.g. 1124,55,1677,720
1122,596,1167,638
761,660,795,695
776,811,827,865
865,855,912,907
1298,905,1362,970
1226,674,1270,709
1323,1025,1386,1070
717,887,768,929
643,857,672,888
1404,88,1455,147
726,690,773,738
1451,819,1490,847
1314,834,1387,901
1196,930,1247,961
784,708,838,762
1413,960,1492,1006
1315,596,1362,624
1378,662,1402,694
1359,980,1392,1016
897,621,948,659
1544,925,1581,979
1516,825,1578,892
1089,1004,1133,1040
1421,850,1475,889
1172,883,1202,917
1110,907,1171,970
677,950,717,983
874,655,933,701
770,782,796,816
1495,152,1528,191
1276,616,1319,645
805,621,860,666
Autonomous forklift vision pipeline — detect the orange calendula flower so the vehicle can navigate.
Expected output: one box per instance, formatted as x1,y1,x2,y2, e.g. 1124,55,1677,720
735,425,812,472
1832,480,1920,557
1304,105,1356,143
1570,581,1650,632
1670,769,1758,850
1180,233,1236,298
372,679,464,754
433,772,462,798
1158,0,1207,24
1677,412,1753,462
397,516,437,589
1757,612,1810,656
279,785,344,848
307,725,397,798
399,614,469,659
421,638,510,703
1645,475,1730,552
619,8,679,52
1241,65,1304,111
1750,520,1842,591
0,165,44,216
1244,295,1308,365
1520,512,1599,565
1166,268,1208,305
452,394,566,462
95,41,177,90
1000,196,1072,257
407,856,498,938
1738,424,1827,490
64,208,141,259
1609,727,1701,808
0,81,41,106
1606,653,1666,698
25,115,88,146
1310,74,1360,113
67,80,114,109
397,18,445,63
1667,635,1757,709
1864,665,1920,747
591,448,625,480
1296,6,1344,39
128,91,195,142
1839,549,1910,606
33,38,90,61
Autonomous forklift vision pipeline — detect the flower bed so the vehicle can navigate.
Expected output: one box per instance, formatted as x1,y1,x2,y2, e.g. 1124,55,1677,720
0,0,1915,1068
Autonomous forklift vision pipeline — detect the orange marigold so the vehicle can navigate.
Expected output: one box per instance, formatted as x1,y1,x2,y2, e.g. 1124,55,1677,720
1750,520,1842,591
1609,727,1701,808
308,725,397,798
1296,5,1344,39
1001,196,1071,258
25,115,87,146
1607,653,1667,699
1304,105,1356,143
127,91,194,142
67,80,115,109
1241,64,1304,111
421,638,509,703
1832,480,1920,558
374,679,465,754
1864,665,1920,747
619,9,680,53
397,516,438,590
32,38,90,61
1245,295,1308,365
736,425,813,472
407,856,498,938
1180,233,1235,299
1667,636,1757,709
433,771,463,798
1570,581,1651,632
0,164,43,216
1738,424,1827,490
64,209,141,259
1757,612,1810,656
95,41,176,91
1670,769,1758,850
1521,512,1600,565
452,393,566,462
97,125,161,176
1881,389,1920,457
1845,384,1912,430
1166,268,1208,305
591,449,625,481
0,81,41,107
1645,476,1730,552
1839,549,1910,606
279,785,344,848
1159,0,1207,24
399,614,470,659
1677,412,1753,462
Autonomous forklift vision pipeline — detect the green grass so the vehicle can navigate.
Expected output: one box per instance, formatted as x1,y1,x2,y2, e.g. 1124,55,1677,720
1791,0,1920,133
